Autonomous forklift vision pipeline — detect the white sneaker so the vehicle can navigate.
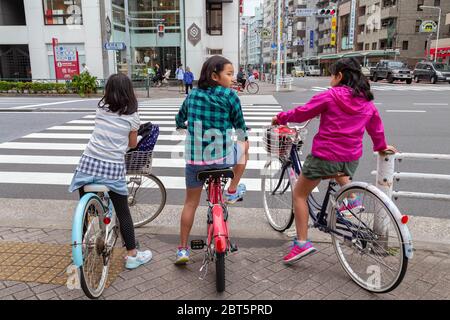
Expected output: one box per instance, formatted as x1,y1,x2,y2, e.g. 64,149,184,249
125,250,152,269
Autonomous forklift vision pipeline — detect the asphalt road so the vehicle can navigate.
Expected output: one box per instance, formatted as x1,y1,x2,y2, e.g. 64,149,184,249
0,78,449,219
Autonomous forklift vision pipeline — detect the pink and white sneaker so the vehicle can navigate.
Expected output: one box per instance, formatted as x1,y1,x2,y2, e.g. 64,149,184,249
338,196,363,218
283,240,317,264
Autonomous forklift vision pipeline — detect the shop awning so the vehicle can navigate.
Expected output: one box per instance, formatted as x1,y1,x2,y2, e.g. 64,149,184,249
207,0,233,3
362,49,399,57
342,52,363,58
318,54,343,60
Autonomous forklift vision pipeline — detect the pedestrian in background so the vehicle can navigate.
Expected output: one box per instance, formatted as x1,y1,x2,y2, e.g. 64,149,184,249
183,67,194,95
176,64,185,93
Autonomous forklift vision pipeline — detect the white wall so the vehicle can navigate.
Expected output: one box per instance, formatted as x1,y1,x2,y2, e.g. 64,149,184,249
185,1,239,79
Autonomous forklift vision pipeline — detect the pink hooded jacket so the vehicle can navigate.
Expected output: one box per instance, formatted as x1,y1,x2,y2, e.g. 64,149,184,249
277,86,387,162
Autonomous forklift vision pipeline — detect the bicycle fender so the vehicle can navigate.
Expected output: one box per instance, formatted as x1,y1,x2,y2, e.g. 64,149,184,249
71,193,100,267
212,205,228,253
337,182,414,259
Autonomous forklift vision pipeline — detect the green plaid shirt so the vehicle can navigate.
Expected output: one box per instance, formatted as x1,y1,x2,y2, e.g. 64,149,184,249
175,86,248,163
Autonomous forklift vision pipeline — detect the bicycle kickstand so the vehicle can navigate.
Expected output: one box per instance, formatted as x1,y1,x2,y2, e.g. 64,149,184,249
198,253,210,280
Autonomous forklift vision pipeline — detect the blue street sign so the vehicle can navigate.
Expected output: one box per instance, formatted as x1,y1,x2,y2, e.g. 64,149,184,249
309,31,314,49
271,43,277,49
104,42,126,51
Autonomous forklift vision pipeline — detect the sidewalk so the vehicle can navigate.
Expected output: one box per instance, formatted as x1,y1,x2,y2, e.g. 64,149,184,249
1,203,450,300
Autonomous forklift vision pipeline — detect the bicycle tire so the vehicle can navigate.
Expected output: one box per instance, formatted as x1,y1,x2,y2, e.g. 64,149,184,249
246,82,259,94
329,185,408,293
79,195,110,299
127,173,167,227
261,158,294,232
216,252,226,292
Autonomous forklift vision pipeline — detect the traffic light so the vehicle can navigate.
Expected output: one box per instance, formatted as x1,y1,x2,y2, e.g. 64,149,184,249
157,24,165,37
317,7,336,17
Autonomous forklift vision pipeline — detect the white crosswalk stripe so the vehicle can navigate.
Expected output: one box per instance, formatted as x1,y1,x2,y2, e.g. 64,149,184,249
0,103,302,194
311,85,450,92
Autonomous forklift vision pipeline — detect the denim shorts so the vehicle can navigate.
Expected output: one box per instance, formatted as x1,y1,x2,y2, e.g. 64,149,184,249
185,143,244,189
68,170,128,196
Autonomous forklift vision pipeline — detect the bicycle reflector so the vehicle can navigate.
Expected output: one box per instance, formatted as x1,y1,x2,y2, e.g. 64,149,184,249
103,217,111,225
401,215,409,224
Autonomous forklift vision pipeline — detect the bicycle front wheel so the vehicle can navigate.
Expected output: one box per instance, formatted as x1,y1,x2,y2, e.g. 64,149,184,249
246,82,259,94
329,185,408,293
127,174,167,227
79,196,110,299
261,158,294,232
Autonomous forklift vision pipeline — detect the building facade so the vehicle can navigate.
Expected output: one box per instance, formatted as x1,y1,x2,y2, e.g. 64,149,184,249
0,0,240,80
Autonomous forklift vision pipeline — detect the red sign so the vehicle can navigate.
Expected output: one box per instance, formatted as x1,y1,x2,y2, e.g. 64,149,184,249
52,38,80,80
239,0,243,15
430,47,450,58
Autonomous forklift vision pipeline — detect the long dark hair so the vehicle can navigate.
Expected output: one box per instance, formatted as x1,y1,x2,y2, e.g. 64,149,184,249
98,73,138,115
198,55,232,89
329,58,374,101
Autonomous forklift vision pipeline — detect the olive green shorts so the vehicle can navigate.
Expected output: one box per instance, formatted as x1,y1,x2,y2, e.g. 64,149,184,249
301,154,359,180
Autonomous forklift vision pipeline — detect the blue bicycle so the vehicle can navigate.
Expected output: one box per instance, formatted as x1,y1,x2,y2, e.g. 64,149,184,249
261,122,413,293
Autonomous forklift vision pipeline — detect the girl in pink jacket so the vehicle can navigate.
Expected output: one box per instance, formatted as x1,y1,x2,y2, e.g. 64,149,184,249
272,57,396,264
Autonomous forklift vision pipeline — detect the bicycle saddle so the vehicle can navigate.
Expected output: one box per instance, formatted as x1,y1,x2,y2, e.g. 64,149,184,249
197,168,234,181
84,184,110,193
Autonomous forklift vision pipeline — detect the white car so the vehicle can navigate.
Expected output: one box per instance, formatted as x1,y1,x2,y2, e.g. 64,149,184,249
305,65,320,76
361,66,371,77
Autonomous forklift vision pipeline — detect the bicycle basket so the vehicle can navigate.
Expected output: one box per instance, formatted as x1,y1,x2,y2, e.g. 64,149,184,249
125,151,153,174
262,126,297,158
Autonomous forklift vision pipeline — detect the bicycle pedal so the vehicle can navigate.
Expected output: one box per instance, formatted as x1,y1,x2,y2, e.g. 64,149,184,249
190,239,205,250
237,197,243,202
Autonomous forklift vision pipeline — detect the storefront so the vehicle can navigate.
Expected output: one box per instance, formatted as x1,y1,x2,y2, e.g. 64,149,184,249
430,39,450,65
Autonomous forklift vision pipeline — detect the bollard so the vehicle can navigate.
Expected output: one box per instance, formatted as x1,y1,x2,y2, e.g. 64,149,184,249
374,152,396,249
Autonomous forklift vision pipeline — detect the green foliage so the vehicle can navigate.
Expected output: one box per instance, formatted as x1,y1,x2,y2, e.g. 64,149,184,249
70,72,98,97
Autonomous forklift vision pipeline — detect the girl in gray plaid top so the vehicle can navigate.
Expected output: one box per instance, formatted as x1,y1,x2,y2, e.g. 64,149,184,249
69,73,152,270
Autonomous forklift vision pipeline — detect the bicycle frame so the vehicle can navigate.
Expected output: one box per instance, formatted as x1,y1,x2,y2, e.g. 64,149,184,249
205,177,229,254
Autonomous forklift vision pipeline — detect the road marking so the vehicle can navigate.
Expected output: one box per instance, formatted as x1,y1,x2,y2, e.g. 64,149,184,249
45,126,268,133
83,114,274,121
67,120,273,126
386,110,426,113
11,99,98,109
413,103,449,106
0,142,267,154
138,111,278,115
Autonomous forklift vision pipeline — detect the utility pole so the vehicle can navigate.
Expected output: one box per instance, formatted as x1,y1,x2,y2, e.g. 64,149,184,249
276,0,282,91
284,0,289,77
124,0,132,78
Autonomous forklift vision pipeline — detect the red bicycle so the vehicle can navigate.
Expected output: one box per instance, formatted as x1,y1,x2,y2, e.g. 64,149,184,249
191,168,239,292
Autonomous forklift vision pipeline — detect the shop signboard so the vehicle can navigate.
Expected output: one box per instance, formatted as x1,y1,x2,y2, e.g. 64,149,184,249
52,38,79,80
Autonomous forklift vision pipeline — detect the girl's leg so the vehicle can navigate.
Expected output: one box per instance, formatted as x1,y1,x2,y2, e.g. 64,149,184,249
179,187,203,248
293,174,321,241
335,176,351,187
228,141,249,192
108,191,137,257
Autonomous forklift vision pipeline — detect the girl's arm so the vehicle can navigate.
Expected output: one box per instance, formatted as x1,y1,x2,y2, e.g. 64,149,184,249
175,99,188,129
128,130,138,148
275,92,329,125
365,108,388,152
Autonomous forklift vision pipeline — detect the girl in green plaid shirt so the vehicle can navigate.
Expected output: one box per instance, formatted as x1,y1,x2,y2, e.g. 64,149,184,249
174,56,250,264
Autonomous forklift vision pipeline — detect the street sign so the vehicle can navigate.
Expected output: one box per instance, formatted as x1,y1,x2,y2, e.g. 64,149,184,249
420,20,438,33
288,26,293,42
348,0,356,48
330,33,336,46
105,16,112,41
187,23,201,46
104,42,126,51
331,16,337,31
310,31,314,48
295,8,315,17
261,28,272,40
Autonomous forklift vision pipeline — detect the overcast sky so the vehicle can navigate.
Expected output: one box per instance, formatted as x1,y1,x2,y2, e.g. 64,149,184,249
243,0,262,16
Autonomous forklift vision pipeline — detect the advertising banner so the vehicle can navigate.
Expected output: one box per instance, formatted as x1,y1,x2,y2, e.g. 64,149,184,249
52,38,80,80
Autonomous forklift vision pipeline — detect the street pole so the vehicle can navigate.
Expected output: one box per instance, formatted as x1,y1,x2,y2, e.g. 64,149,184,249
276,0,282,91
283,0,288,78
124,0,132,78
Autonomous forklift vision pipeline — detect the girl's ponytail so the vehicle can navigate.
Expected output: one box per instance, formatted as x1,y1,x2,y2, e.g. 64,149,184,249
329,58,374,101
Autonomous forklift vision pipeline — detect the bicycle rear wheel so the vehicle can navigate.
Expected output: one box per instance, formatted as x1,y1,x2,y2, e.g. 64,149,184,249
216,252,225,292
79,196,110,299
261,158,294,232
246,82,259,94
127,174,167,227
329,185,408,293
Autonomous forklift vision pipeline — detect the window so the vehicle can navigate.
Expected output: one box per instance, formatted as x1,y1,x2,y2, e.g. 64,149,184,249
402,41,409,50
434,0,440,6
365,43,370,50
206,3,222,36
43,0,82,25
0,0,26,25
372,42,377,50
417,0,424,11
415,20,421,32
207,48,223,55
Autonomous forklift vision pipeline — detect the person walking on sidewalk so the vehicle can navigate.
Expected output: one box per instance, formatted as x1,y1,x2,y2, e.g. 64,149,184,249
176,64,185,93
68,73,153,270
174,56,250,264
272,57,397,264
183,67,194,95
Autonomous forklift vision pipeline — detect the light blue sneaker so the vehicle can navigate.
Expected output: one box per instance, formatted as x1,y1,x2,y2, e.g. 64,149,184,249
175,247,190,265
224,184,246,204
125,250,152,270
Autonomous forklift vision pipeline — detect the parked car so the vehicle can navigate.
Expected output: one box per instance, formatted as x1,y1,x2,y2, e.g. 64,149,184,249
370,60,412,84
361,66,371,77
413,61,450,84
291,66,305,77
305,65,320,76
